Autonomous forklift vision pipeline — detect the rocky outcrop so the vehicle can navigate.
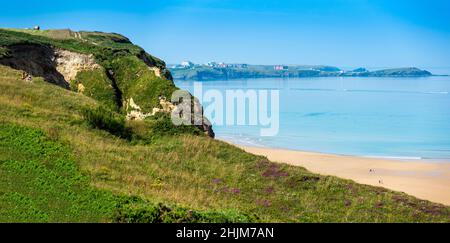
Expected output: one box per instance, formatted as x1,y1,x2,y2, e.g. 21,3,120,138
0,44,68,88
125,97,177,120
125,97,151,120
125,96,215,138
77,83,86,94
126,96,175,119
54,49,100,82
0,44,100,88
193,98,215,138
0,29,215,138
148,67,162,78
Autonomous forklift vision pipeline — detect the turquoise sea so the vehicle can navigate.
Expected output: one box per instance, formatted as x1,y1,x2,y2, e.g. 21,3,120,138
175,70,450,161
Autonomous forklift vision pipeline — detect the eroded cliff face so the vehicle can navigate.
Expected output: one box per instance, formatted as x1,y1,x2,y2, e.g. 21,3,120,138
0,44,68,88
124,96,215,138
54,49,100,82
0,38,214,137
0,44,100,88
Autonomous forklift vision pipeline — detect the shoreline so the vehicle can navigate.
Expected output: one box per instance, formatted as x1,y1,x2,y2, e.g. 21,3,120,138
236,144,450,206
217,137,450,163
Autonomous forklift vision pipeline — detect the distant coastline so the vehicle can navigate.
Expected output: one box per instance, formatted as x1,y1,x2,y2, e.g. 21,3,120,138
169,63,433,81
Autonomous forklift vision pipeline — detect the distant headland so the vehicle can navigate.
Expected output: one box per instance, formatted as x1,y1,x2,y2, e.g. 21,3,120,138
169,61,433,81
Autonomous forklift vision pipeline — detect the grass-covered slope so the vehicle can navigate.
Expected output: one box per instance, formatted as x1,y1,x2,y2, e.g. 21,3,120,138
1,65,449,222
0,122,116,222
0,66,254,223
111,55,177,110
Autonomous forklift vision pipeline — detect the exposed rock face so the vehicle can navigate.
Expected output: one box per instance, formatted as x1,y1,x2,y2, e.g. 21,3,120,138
148,67,162,78
193,98,215,138
170,95,215,138
159,97,176,112
126,110,150,121
125,97,152,120
201,119,215,138
54,49,100,82
125,96,214,138
77,83,86,94
0,44,100,88
0,44,68,88
0,30,215,138
125,97,176,121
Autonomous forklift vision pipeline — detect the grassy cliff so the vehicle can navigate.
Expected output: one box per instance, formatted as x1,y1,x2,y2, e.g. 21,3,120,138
0,29,449,222
0,28,175,113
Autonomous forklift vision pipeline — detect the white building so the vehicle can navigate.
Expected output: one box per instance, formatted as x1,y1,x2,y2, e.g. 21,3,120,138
181,61,195,68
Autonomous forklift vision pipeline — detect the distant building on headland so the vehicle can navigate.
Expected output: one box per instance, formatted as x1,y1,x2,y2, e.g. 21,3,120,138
181,61,195,68
211,62,248,68
274,65,288,71
217,62,227,68
172,61,248,69
34,26,40,30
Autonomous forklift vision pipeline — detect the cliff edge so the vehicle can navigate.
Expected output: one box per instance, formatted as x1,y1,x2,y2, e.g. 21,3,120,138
0,28,214,137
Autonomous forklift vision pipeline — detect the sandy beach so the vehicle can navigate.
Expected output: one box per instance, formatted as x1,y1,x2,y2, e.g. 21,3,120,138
240,146,450,205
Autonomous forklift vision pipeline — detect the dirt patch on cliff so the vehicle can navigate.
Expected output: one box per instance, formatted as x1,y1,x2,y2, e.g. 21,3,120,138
0,44,68,88
0,44,100,89
54,49,100,82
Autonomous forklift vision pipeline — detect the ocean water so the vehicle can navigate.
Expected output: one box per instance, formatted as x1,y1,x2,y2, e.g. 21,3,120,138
175,74,450,161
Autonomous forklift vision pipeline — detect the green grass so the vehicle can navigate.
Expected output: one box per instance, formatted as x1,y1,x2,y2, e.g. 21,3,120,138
1,64,449,222
82,106,132,140
72,68,119,110
0,122,116,222
0,112,257,223
113,196,257,223
126,112,205,144
111,55,178,111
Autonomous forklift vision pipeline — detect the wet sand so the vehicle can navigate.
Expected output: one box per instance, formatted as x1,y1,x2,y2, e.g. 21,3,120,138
240,146,450,205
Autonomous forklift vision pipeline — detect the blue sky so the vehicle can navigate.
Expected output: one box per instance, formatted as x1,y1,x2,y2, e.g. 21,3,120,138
1,0,450,68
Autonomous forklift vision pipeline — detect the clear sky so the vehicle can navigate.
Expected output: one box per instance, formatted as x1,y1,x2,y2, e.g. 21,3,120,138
1,0,449,68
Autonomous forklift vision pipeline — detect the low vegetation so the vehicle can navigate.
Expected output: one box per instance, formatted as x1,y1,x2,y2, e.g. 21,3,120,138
0,122,116,222
110,55,178,110
71,69,118,111
0,104,256,223
1,64,449,222
82,106,132,140
113,196,258,223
